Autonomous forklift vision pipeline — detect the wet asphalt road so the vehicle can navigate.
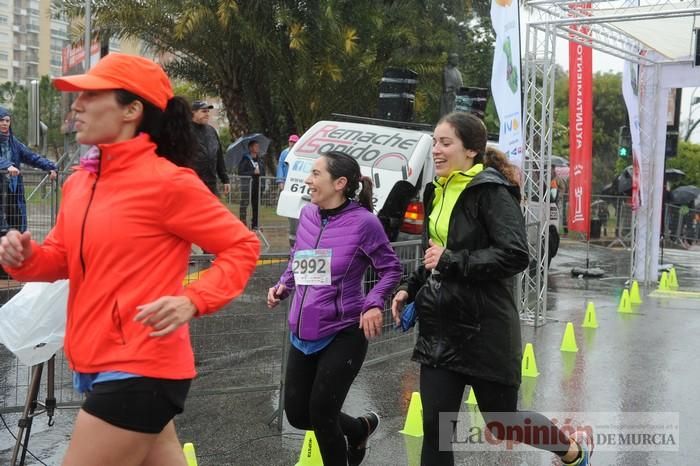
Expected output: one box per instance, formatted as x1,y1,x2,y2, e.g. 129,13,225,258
1,239,699,465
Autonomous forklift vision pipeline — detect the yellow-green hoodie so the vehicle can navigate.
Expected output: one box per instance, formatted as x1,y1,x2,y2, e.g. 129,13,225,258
428,163,484,246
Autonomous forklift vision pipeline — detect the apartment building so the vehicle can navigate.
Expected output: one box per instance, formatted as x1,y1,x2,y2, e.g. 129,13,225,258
0,0,139,85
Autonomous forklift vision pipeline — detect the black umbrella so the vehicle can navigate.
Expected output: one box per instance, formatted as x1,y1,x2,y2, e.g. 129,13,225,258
612,166,685,196
614,167,633,196
664,168,685,182
670,185,700,206
224,133,271,172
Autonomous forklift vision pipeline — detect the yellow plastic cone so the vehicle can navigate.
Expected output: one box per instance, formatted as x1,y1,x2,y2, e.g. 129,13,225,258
521,343,540,378
629,280,642,305
669,267,679,289
295,431,324,466
560,322,579,352
400,392,424,437
581,301,599,329
465,387,477,405
617,289,632,313
658,271,670,291
183,443,198,466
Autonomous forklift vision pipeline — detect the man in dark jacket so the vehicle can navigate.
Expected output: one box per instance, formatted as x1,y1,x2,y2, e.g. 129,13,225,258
191,100,230,197
238,140,265,229
0,106,57,234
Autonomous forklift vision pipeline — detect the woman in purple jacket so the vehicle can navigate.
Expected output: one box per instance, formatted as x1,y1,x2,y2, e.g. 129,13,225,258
268,150,402,465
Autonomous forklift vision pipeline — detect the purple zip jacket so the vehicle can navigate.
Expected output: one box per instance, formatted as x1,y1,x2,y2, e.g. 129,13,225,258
277,201,402,340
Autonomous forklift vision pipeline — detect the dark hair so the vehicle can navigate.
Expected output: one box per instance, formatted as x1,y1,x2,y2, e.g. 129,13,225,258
115,90,196,168
438,112,519,186
321,151,373,211
248,140,258,149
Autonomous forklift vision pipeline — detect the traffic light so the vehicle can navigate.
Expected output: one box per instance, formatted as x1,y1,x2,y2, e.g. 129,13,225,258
618,125,632,158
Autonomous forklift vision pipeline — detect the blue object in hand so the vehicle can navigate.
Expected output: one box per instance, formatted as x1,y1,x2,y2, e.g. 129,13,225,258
399,302,417,332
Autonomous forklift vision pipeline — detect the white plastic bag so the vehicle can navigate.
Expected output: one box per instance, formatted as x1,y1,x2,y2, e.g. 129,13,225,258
0,280,68,366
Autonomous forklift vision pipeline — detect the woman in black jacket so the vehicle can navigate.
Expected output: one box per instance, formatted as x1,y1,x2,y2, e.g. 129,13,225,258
391,112,593,466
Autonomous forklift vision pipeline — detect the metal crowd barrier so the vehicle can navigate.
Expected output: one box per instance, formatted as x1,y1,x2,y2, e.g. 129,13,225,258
1,170,59,244
558,194,634,247
663,203,699,249
222,175,290,254
558,193,698,250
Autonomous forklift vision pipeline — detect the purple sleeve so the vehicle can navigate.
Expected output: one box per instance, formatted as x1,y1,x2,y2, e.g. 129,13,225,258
361,215,402,311
277,250,295,299
277,206,308,298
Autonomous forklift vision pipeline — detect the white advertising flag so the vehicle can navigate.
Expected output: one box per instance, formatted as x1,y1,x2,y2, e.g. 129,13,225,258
622,60,643,210
490,0,523,167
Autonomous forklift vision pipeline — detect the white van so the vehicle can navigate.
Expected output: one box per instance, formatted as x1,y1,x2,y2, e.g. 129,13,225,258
277,115,435,240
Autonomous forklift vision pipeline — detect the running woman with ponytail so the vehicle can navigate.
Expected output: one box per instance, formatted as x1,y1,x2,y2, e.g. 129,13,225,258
391,112,594,466
0,53,259,465
268,150,401,465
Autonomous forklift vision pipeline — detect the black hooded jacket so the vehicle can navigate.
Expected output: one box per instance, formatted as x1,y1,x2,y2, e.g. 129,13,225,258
398,167,529,387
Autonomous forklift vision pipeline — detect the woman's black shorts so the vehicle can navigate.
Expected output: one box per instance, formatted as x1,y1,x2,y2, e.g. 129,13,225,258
81,377,192,434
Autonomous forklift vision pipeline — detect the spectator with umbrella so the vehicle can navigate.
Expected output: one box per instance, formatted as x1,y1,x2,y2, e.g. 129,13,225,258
670,185,699,245
224,133,270,172
238,139,266,230
670,185,699,206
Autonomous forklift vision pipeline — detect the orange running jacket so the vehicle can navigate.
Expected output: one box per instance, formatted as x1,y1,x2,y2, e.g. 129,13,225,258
6,134,260,379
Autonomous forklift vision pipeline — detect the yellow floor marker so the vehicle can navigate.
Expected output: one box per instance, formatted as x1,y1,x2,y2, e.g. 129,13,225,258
560,322,579,352
465,387,477,405
629,280,642,305
521,343,540,378
183,442,198,466
581,301,599,328
400,391,424,437
295,431,323,466
669,267,679,289
617,289,632,313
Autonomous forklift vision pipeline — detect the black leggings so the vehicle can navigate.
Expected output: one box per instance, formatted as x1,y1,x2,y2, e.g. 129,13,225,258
284,326,368,466
420,365,572,466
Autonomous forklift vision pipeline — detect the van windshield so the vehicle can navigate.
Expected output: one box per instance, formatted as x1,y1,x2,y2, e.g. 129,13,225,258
292,122,423,172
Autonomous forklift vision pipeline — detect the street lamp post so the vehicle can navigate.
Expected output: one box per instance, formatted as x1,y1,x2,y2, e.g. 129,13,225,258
84,0,92,71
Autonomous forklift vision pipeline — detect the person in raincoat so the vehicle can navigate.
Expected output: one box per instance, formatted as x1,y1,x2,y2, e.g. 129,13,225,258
0,106,57,234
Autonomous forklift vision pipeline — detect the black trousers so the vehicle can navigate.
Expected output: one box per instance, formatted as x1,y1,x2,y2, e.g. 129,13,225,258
284,326,368,466
239,178,260,229
420,365,572,466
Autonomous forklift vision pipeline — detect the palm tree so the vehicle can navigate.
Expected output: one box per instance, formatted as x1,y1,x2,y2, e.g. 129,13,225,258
53,0,492,143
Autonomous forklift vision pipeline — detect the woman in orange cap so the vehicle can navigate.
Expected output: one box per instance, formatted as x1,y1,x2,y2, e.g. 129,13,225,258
0,53,260,465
